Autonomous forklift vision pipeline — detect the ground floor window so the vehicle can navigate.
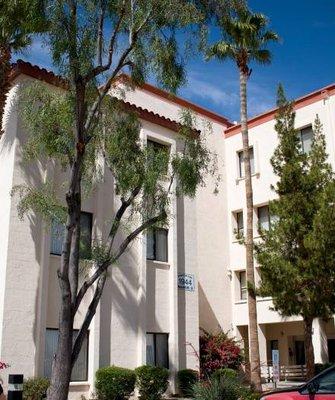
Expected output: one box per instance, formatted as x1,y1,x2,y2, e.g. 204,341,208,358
44,328,89,382
146,333,169,369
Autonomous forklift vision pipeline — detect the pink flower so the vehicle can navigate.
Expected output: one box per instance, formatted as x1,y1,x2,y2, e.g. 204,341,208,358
0,361,9,370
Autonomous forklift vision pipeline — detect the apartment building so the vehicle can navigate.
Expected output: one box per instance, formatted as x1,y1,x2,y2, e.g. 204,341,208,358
0,61,231,398
1,59,335,398
224,84,335,371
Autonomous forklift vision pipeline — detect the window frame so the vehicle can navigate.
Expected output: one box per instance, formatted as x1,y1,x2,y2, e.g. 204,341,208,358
146,228,168,263
257,205,270,231
50,211,93,257
146,332,169,369
237,147,255,178
299,125,313,154
44,327,89,382
238,271,247,301
235,211,244,238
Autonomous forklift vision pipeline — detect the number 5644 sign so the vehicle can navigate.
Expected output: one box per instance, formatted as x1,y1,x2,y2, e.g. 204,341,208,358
178,274,195,292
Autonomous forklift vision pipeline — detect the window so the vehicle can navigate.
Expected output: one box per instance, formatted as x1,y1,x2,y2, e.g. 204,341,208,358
147,139,169,173
238,147,255,178
258,205,270,231
146,333,169,369
238,271,247,300
299,126,313,154
146,228,168,262
50,212,93,258
44,328,89,382
235,212,244,237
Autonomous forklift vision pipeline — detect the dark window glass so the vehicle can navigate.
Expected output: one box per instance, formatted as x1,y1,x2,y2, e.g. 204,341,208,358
258,206,270,231
236,212,244,237
239,271,247,300
147,139,169,173
79,212,93,259
50,212,92,258
44,328,89,382
146,333,169,369
300,126,313,154
238,148,255,178
146,228,168,262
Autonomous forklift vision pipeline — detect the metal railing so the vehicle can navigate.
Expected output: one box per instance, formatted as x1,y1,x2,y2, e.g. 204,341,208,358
261,364,307,382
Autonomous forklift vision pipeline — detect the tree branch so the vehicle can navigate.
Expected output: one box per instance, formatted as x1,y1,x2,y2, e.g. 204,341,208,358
73,209,167,314
71,273,107,366
97,0,106,67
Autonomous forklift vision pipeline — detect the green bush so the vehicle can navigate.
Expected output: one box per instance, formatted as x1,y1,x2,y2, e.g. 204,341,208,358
135,365,169,400
211,368,238,380
177,369,198,397
23,377,50,400
95,366,136,400
193,373,259,400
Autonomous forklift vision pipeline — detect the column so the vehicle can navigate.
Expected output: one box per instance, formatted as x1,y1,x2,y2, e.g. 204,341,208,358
312,318,328,364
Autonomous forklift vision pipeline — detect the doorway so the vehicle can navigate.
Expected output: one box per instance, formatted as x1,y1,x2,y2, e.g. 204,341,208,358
295,340,305,365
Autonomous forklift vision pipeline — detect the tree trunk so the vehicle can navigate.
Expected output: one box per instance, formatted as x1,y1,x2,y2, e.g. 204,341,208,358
0,44,11,136
304,316,315,380
240,68,262,391
47,82,85,400
47,299,74,400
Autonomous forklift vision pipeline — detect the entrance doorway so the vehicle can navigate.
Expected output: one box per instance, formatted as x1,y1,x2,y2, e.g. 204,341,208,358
295,340,305,365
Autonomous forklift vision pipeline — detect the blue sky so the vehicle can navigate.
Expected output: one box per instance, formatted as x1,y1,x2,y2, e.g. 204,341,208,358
14,0,335,122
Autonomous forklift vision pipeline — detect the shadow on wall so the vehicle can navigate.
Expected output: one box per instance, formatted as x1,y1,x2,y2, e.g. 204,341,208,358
198,283,222,333
0,80,49,378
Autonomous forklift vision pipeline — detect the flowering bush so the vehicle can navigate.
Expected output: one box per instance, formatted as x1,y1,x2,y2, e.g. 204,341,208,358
199,329,243,377
0,361,9,370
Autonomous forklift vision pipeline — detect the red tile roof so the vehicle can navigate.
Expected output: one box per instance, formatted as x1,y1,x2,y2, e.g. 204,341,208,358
116,74,233,127
225,83,335,138
9,60,198,133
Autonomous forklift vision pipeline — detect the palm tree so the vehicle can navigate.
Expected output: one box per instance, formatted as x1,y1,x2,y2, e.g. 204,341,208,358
207,6,278,391
0,0,46,135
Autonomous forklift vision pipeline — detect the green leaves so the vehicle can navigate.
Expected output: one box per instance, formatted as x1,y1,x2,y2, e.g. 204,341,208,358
256,86,335,320
206,4,278,72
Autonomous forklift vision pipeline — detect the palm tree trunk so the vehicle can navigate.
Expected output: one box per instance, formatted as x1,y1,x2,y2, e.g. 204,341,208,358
0,44,11,136
239,68,262,392
304,316,315,380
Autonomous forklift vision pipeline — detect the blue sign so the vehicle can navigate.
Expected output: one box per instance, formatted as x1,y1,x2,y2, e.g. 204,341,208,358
178,274,195,292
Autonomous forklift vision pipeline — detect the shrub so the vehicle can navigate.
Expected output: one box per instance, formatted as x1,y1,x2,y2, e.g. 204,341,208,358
193,373,259,400
23,377,50,400
211,368,238,381
177,369,198,397
193,375,241,400
199,329,243,377
95,366,136,400
135,365,169,400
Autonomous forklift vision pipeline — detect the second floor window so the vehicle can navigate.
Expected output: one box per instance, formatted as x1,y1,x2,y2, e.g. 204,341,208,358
235,211,244,237
258,205,270,231
50,212,93,258
239,271,247,300
146,228,168,262
299,126,313,154
238,147,255,178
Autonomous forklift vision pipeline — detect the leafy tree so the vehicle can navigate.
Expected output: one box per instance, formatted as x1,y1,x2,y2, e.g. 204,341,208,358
206,5,278,391
14,1,226,399
256,85,335,379
0,0,46,135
